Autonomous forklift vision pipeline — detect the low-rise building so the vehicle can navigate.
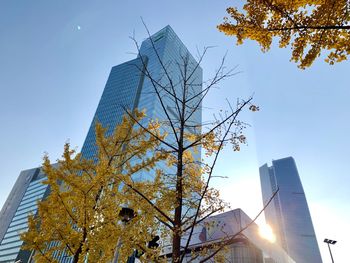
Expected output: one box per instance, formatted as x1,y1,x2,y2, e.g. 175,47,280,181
158,209,295,263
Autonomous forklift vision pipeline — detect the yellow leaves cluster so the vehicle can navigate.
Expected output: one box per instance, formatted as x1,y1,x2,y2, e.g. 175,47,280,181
202,131,221,157
218,0,350,68
21,111,168,263
20,101,250,262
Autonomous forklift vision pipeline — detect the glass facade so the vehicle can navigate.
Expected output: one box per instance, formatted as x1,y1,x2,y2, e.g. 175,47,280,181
259,157,322,263
0,170,48,263
81,57,146,160
81,25,202,180
138,26,202,150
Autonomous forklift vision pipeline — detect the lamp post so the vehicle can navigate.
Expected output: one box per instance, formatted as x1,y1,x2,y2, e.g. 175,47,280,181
113,207,135,263
324,238,337,263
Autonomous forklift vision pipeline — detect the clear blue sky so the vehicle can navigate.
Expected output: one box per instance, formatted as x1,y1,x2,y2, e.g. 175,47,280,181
0,1,349,261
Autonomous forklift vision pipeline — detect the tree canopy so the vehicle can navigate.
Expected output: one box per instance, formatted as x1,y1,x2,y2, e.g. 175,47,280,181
21,112,168,263
218,0,350,68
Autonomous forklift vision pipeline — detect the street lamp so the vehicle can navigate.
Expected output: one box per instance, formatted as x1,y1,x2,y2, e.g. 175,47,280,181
113,207,135,263
324,238,337,263
119,207,135,223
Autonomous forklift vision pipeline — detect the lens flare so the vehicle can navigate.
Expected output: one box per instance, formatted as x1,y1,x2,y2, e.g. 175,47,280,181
259,223,276,243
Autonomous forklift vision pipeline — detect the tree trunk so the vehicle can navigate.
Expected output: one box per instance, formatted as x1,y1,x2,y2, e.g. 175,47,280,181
173,128,184,263
72,229,87,263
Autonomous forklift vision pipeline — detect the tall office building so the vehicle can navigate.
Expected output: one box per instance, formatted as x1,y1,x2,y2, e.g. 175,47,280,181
81,25,202,164
0,25,202,262
259,157,322,263
0,168,50,263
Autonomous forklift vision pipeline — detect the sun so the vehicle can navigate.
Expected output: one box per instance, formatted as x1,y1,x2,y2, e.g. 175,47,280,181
259,223,276,243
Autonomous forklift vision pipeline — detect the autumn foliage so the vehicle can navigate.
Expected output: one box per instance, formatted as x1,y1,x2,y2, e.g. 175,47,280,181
21,112,168,263
218,0,350,68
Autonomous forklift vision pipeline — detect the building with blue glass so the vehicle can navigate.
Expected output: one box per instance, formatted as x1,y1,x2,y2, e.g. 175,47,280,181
0,25,202,262
259,157,322,263
0,168,50,263
81,25,202,164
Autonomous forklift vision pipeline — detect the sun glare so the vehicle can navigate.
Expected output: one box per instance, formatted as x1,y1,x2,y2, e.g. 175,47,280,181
259,223,276,243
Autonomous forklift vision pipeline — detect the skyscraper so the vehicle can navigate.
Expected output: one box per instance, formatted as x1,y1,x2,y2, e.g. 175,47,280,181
259,157,322,263
0,25,202,262
81,25,202,164
0,167,50,263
